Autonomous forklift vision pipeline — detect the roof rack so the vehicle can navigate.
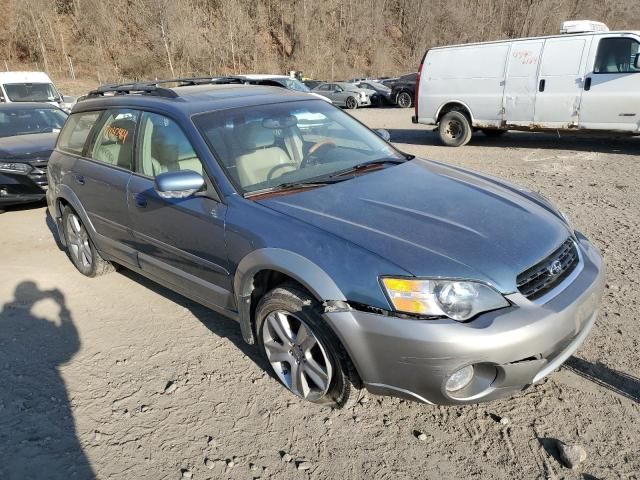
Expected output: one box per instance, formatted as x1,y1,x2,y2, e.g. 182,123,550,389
81,76,284,102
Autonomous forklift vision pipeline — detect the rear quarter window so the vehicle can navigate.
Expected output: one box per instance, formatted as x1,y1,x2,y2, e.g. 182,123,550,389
57,111,101,155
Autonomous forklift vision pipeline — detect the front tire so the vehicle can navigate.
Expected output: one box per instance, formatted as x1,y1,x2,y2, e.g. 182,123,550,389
256,285,361,408
345,96,358,110
62,205,114,277
438,110,473,147
396,91,412,108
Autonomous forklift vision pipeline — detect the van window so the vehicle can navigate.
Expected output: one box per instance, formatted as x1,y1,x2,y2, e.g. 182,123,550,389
137,112,203,177
594,37,640,74
57,111,101,155
88,109,139,170
3,83,60,102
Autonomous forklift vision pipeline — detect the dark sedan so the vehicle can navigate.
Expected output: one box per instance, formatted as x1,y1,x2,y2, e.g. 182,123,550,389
0,103,67,206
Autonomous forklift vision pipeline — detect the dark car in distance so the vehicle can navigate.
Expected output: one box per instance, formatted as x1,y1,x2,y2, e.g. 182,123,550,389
391,72,417,108
0,103,67,206
47,80,604,408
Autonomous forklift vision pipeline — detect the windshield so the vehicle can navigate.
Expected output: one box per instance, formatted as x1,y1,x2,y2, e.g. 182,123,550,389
0,107,68,138
281,78,311,92
3,83,60,102
194,100,404,194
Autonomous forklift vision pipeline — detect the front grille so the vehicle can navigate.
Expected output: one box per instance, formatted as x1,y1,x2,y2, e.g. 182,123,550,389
517,238,579,300
28,159,48,188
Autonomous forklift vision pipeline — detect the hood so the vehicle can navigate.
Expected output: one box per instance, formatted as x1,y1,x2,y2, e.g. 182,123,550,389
0,132,58,160
257,160,571,293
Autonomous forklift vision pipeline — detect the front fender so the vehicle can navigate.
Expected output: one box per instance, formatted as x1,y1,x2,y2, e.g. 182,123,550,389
234,248,347,344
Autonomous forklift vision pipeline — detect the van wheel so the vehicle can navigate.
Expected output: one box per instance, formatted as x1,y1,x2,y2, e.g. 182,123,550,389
481,129,507,137
256,285,362,408
62,205,114,277
438,111,472,147
396,91,412,108
345,96,358,110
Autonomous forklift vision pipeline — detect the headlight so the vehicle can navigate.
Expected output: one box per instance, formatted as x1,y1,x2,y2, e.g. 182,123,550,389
0,161,32,174
381,277,509,321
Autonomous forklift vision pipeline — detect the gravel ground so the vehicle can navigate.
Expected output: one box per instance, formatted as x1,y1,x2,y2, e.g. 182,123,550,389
0,107,638,480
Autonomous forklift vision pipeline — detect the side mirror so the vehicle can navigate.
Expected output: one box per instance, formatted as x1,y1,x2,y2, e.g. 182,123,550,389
154,170,204,199
375,129,391,142
334,87,342,93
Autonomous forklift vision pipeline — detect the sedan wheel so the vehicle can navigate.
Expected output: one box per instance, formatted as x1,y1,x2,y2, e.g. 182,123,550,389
397,91,412,108
345,96,358,110
262,310,333,401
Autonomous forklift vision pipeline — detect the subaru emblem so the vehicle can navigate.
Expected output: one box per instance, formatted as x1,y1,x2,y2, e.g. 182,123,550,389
548,260,563,276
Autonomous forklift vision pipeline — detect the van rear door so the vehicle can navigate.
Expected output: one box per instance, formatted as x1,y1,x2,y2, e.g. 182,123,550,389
579,35,640,131
503,40,544,126
534,36,591,128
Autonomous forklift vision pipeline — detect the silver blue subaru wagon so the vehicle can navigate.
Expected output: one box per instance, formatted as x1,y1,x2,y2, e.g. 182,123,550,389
46,79,605,407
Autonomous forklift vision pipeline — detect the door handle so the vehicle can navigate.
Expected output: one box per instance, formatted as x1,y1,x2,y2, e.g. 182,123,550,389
74,174,85,185
538,79,546,92
134,193,147,208
584,77,592,91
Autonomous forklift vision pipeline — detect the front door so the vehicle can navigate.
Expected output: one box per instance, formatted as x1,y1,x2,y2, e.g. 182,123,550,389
503,40,544,126
579,35,640,131
127,111,233,311
534,36,590,128
71,108,138,265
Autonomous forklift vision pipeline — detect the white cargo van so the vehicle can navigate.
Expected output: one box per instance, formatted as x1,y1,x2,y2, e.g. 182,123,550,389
0,72,74,111
414,21,640,146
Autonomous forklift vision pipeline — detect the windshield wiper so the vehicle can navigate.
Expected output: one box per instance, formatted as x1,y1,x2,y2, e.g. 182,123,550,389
244,177,349,197
329,158,406,178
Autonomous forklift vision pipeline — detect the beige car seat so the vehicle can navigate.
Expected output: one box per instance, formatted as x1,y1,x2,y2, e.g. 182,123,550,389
236,123,297,188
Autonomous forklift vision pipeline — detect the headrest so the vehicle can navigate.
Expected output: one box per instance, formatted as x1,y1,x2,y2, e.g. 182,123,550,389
239,122,275,151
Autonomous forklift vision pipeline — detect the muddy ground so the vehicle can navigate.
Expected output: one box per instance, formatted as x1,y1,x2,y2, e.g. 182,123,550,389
0,107,638,480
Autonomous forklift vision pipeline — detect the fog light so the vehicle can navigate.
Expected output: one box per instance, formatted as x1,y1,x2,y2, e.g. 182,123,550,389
445,365,474,392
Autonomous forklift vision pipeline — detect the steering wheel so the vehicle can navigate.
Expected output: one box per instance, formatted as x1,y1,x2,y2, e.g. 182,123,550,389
266,163,297,181
300,140,337,167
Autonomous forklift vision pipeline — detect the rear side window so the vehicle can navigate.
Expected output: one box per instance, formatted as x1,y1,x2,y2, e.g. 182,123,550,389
88,109,139,170
594,37,640,74
57,111,101,155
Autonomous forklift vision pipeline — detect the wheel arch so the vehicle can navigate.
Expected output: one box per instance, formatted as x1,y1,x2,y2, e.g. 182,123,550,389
435,101,474,124
52,185,96,247
234,248,347,345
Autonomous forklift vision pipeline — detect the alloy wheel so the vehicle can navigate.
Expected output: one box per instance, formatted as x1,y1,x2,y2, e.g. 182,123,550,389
346,97,357,109
262,310,333,401
66,213,93,268
397,92,412,108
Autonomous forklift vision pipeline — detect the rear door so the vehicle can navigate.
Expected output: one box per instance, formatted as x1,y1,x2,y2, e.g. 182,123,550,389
579,35,640,131
503,40,544,126
66,108,138,265
127,111,233,311
534,36,591,127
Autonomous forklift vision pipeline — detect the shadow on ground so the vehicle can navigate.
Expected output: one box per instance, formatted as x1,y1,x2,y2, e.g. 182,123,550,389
565,356,640,403
386,128,640,155
0,281,94,479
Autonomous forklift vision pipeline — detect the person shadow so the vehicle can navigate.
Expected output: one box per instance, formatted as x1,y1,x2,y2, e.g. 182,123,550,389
0,281,94,479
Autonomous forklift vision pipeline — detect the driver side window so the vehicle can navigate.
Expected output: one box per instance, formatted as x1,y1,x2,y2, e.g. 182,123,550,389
137,112,203,178
594,37,640,74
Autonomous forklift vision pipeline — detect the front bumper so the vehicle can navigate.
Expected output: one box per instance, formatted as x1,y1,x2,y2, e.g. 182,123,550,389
0,167,47,206
357,96,372,107
323,233,605,405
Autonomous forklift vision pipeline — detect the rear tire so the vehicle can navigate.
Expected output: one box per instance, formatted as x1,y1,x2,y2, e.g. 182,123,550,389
396,91,412,108
256,285,361,408
438,110,473,147
62,205,114,277
481,128,507,137
345,96,358,110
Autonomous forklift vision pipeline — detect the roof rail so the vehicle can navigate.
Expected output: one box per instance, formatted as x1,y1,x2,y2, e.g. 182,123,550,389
81,76,281,102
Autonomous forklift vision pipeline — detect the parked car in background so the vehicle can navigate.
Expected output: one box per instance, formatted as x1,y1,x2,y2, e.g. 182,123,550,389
312,82,371,109
234,74,332,103
0,103,67,206
380,77,399,88
356,81,393,105
391,73,417,108
413,20,640,146
0,72,76,112
303,80,324,90
47,80,604,407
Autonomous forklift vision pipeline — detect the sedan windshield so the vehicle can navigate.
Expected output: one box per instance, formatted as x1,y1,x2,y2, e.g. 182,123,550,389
0,107,68,138
194,100,404,194
3,83,60,102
